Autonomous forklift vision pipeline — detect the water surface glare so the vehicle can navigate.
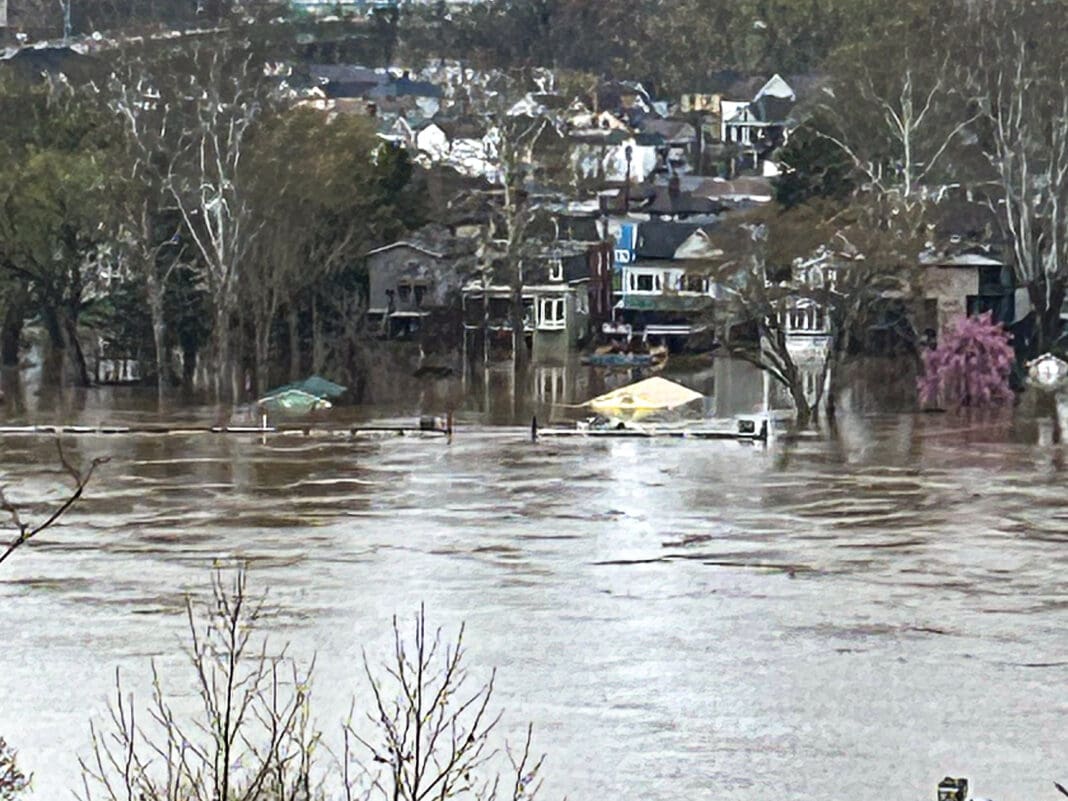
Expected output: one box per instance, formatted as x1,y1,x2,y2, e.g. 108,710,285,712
2,414,1068,801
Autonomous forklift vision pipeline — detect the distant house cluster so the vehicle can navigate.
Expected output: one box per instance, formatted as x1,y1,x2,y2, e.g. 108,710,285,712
336,60,1036,368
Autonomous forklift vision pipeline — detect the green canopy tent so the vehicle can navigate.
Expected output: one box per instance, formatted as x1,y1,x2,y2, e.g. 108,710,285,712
257,375,348,416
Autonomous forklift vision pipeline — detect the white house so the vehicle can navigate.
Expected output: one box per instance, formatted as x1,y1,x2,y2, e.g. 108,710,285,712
721,74,796,149
415,119,498,180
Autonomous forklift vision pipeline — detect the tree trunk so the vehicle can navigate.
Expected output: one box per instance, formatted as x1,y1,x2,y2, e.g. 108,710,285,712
58,306,89,387
1,289,25,367
253,314,270,397
1030,278,1066,356
791,385,813,429
509,281,529,372
182,342,197,390
287,303,301,381
147,284,168,398
213,305,233,401
312,295,325,375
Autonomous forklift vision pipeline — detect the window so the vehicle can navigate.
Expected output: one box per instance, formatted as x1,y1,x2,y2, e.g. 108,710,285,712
538,297,565,330
397,284,412,302
549,259,564,282
681,274,706,293
636,274,655,292
414,284,427,305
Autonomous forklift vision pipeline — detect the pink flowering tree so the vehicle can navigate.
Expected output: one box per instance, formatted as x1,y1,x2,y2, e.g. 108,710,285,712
918,312,1015,408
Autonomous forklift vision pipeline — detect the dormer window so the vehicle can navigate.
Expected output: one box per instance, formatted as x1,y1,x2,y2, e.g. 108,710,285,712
398,284,412,302
549,259,564,282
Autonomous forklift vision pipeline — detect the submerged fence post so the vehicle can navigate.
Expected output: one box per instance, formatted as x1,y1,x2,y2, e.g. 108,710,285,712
531,415,538,442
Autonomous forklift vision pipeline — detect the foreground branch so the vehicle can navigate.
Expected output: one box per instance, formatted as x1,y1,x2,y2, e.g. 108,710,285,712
0,439,108,567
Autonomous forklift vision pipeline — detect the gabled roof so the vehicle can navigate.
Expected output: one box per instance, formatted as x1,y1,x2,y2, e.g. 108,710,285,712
636,221,707,259
366,242,446,259
675,228,722,260
309,64,384,84
600,182,727,216
638,118,697,143
754,74,796,102
431,116,488,140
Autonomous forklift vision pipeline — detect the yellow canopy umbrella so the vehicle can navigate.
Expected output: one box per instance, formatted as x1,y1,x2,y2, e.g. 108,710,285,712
585,377,704,421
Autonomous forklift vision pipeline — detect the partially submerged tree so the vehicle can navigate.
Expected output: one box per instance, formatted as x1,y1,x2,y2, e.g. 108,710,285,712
918,311,1014,409
712,198,924,426
243,112,422,392
960,0,1068,353
0,75,110,387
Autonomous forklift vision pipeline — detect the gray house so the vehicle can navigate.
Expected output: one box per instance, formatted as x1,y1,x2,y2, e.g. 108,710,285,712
366,240,468,340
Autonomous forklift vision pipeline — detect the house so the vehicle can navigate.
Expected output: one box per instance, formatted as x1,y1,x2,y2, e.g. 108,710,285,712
368,71,443,117
415,116,496,178
772,252,836,361
679,92,722,115
596,80,654,118
721,74,797,171
568,129,659,184
309,64,387,99
461,238,613,365
917,198,1031,341
608,220,720,349
636,118,698,172
919,251,1028,335
600,174,727,220
366,234,473,341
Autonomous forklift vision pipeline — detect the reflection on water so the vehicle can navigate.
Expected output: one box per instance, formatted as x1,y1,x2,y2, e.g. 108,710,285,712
2,359,1068,801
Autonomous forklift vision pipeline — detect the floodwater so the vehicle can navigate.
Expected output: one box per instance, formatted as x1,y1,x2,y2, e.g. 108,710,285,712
2,358,1068,801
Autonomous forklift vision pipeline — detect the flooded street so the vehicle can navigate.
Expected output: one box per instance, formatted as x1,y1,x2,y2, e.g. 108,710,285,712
2,360,1068,801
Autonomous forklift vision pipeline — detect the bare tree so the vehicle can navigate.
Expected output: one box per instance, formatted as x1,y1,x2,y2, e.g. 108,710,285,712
493,114,554,372
105,53,193,398
961,0,1068,353
816,59,977,208
0,439,108,567
78,568,319,801
160,38,275,401
712,200,923,427
345,606,546,801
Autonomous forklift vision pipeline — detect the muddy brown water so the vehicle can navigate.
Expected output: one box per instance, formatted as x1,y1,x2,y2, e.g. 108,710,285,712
2,360,1068,801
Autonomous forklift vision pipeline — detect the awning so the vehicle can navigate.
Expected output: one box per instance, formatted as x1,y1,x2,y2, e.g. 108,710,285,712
617,295,713,312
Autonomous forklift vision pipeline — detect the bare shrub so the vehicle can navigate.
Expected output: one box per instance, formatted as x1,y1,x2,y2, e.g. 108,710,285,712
343,607,545,801
78,569,318,801
0,738,30,800
79,572,547,801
